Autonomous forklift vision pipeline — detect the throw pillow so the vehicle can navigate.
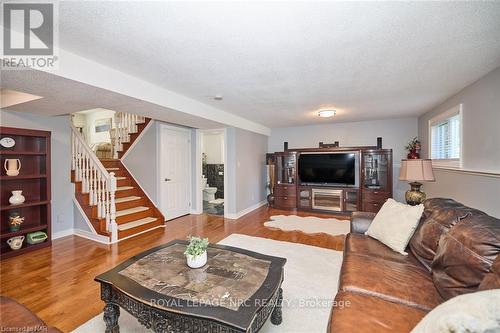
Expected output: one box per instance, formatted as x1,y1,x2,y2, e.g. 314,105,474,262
365,198,424,255
410,289,500,333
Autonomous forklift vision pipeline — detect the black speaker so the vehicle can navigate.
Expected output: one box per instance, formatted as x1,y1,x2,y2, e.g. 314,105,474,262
284,142,288,151
377,137,383,149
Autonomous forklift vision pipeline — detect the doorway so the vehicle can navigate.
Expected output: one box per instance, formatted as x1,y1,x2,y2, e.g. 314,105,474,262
158,124,191,220
200,130,225,216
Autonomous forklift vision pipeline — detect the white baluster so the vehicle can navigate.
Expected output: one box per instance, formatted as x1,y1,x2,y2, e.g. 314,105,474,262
105,183,110,232
109,172,118,242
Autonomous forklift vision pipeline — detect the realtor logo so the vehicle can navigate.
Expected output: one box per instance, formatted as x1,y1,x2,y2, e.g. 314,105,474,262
1,1,59,70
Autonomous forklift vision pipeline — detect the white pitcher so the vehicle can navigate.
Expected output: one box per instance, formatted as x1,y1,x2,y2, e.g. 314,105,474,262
4,159,21,176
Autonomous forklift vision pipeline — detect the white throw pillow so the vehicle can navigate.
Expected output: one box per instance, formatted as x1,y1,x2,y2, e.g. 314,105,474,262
365,198,424,255
411,290,500,333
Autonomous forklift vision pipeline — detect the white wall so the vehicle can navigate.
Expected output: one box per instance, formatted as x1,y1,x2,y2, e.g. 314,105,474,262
226,128,268,216
269,117,418,201
201,132,224,164
0,110,74,237
122,121,200,215
122,121,159,202
81,109,115,145
418,66,500,218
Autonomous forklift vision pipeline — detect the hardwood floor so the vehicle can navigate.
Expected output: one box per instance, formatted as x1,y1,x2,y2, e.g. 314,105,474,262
0,206,347,332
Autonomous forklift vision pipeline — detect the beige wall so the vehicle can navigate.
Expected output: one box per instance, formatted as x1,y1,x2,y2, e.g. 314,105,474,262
418,66,500,218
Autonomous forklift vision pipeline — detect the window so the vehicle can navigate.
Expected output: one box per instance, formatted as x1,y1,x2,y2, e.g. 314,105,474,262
429,104,462,167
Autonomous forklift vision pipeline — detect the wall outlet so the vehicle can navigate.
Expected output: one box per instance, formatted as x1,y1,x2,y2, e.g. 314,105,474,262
57,214,64,224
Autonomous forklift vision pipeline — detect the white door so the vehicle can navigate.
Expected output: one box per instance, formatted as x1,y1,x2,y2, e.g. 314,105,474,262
159,125,191,220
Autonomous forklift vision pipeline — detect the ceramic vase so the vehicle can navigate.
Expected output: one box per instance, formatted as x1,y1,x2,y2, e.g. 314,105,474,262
7,236,24,250
9,190,25,205
4,159,21,176
186,251,207,269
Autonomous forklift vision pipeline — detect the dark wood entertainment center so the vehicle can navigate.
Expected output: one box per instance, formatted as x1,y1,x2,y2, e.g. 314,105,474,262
272,146,392,214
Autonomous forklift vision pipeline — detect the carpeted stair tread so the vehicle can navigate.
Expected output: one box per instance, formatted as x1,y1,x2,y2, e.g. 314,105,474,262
115,206,150,217
115,196,142,203
118,217,158,231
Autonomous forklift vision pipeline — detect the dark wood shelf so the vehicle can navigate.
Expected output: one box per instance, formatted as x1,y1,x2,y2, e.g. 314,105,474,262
1,126,51,260
1,241,51,260
0,200,50,211
0,174,47,180
0,151,46,155
0,224,48,239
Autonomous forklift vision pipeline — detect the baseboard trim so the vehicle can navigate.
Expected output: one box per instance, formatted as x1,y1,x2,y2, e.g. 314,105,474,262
225,200,267,220
52,228,75,240
74,229,111,244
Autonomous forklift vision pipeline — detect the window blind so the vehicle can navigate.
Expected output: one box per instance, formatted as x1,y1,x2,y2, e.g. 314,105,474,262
431,113,460,160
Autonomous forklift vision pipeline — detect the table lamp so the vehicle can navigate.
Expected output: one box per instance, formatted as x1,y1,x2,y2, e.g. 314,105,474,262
399,159,435,206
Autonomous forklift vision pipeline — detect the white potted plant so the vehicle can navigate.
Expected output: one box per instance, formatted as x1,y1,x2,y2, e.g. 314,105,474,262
184,236,209,268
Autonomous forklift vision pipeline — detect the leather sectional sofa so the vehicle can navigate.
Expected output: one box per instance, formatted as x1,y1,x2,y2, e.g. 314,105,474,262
328,198,500,332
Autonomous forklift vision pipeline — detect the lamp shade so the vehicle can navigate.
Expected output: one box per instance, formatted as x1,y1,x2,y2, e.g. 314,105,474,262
399,159,435,182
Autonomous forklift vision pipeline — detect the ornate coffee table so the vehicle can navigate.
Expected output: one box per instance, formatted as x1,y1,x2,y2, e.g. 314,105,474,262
95,240,286,333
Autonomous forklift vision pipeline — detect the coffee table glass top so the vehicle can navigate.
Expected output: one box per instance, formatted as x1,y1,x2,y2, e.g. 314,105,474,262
118,243,271,311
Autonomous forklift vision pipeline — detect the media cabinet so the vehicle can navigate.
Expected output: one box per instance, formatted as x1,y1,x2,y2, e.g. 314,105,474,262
271,147,392,214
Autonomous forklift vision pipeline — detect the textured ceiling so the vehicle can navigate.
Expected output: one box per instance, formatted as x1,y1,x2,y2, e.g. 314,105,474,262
0,69,224,129
56,1,500,127
3,2,500,130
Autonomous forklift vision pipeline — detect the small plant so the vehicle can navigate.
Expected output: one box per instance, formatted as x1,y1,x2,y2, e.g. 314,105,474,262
8,213,25,232
184,236,209,257
405,137,421,152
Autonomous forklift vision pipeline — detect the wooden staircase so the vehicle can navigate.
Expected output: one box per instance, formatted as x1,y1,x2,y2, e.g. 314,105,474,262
115,117,152,159
71,113,164,241
72,159,164,239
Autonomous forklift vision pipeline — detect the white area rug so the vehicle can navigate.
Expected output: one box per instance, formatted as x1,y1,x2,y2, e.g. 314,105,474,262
264,215,351,237
73,234,343,333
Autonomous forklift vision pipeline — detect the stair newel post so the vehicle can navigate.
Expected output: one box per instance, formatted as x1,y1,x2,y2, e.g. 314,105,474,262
109,172,118,243
104,178,110,231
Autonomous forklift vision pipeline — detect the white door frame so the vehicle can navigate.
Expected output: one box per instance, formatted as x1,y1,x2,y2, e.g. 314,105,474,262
196,128,228,218
157,123,192,220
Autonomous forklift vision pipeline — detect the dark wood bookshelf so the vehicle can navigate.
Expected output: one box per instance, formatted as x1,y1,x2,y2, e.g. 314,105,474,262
0,127,51,259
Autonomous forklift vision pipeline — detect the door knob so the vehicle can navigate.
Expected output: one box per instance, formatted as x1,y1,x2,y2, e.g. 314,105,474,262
165,178,171,181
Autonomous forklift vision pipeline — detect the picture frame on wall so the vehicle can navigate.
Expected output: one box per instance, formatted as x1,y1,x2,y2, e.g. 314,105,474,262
95,118,112,133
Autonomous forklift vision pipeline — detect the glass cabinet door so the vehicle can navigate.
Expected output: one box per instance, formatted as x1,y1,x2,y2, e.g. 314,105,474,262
276,153,296,184
362,153,390,191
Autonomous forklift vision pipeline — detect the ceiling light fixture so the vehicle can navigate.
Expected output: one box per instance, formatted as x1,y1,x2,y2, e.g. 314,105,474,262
318,109,336,118
214,95,223,101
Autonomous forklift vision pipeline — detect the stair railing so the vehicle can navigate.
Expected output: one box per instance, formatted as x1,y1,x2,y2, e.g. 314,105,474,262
71,123,118,242
111,112,145,159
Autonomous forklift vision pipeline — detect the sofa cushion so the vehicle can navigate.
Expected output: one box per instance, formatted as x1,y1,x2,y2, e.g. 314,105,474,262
479,253,500,291
366,199,424,255
409,198,486,270
328,291,427,333
431,213,500,299
345,233,422,267
339,253,443,311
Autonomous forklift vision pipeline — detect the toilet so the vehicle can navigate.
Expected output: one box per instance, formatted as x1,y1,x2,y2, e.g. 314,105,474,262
202,176,217,202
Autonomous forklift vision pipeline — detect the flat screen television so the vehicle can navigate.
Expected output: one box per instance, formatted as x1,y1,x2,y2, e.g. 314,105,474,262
298,152,357,186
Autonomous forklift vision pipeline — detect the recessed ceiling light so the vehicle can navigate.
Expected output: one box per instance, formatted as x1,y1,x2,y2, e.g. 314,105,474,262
318,109,336,118
214,95,223,101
